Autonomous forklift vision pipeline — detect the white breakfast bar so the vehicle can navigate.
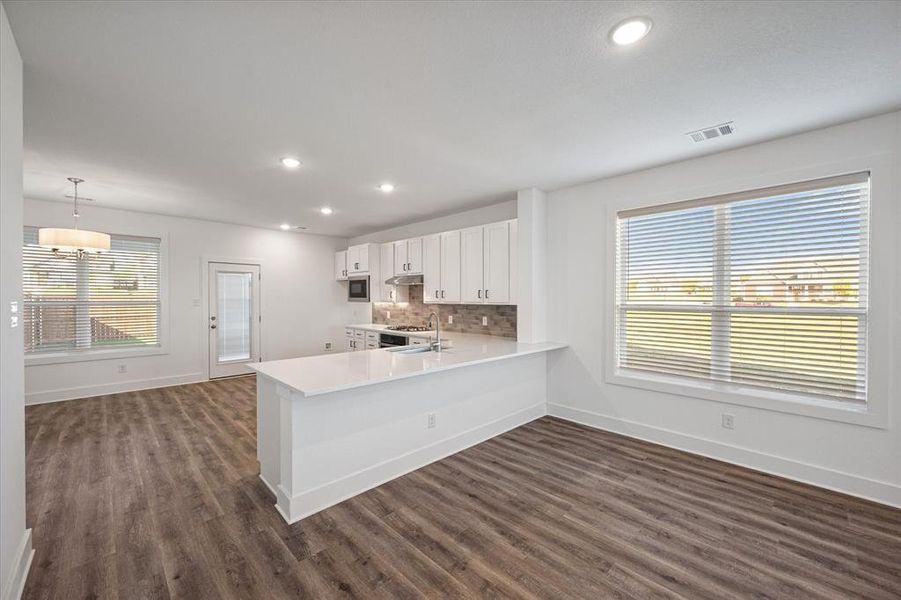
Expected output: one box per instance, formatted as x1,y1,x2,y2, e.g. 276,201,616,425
249,334,565,523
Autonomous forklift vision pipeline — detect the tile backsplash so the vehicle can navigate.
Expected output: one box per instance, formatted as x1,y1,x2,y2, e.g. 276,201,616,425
372,285,516,338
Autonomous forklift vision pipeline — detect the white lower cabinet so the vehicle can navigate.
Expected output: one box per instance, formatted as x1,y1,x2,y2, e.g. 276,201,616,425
346,328,368,351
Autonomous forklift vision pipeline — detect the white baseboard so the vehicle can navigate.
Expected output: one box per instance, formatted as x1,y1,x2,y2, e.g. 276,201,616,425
2,529,33,600
278,402,547,523
548,403,901,509
24,373,205,405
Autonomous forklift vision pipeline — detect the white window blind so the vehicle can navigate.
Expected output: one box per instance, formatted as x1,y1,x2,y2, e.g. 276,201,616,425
615,172,869,404
23,227,161,354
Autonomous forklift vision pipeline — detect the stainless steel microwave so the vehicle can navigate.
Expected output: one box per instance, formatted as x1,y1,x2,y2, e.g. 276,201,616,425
348,276,370,302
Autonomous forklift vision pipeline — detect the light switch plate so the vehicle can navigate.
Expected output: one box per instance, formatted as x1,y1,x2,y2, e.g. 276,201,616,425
448,315,453,324
482,316,488,326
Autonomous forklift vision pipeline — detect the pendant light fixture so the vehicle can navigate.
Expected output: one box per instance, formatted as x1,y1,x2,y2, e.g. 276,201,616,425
38,177,110,257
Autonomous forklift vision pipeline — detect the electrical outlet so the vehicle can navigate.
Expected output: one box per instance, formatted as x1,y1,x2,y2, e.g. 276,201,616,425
722,414,734,429
427,413,436,429
447,315,453,324
482,316,488,326
386,310,391,319
325,342,332,351
117,364,127,374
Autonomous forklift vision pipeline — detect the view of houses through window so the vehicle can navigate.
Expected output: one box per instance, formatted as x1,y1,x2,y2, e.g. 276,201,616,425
616,173,869,404
22,227,161,355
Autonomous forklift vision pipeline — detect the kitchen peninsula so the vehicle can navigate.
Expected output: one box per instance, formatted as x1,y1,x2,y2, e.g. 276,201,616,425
250,334,565,523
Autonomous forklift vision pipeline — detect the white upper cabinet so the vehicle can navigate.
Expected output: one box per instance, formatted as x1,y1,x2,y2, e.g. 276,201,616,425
408,237,423,274
440,230,461,303
335,250,348,281
423,234,441,303
393,238,423,275
347,243,371,274
337,220,515,304
423,231,461,304
378,243,407,303
460,220,514,304
393,240,407,276
461,226,485,303
483,221,510,304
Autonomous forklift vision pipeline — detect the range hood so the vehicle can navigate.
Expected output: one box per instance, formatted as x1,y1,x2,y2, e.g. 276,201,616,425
384,274,423,286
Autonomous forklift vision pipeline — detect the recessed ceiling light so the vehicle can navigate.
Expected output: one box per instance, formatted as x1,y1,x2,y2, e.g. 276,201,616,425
610,17,652,46
280,223,291,230
378,183,395,193
320,207,333,215
280,157,301,168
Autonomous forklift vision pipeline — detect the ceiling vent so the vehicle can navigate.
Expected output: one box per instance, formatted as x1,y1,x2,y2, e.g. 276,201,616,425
687,121,735,143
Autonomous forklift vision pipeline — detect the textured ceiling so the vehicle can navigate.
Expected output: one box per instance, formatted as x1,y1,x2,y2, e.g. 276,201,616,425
6,1,900,237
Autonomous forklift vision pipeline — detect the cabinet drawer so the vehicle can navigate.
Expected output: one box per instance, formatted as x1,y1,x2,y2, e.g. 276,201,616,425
366,331,378,340
366,341,378,349
344,328,354,337
354,329,365,339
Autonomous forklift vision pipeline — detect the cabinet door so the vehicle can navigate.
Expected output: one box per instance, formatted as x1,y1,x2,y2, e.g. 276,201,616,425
484,222,510,304
357,244,370,273
347,245,361,273
460,226,484,303
346,336,356,352
393,240,408,275
422,234,441,303
440,230,461,303
379,243,394,302
407,237,423,274
335,251,348,280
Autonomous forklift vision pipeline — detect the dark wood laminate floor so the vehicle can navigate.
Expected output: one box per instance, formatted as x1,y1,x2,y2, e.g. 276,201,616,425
22,377,901,599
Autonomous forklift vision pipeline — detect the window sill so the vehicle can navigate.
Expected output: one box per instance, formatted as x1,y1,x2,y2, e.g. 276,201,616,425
25,345,167,366
606,368,886,429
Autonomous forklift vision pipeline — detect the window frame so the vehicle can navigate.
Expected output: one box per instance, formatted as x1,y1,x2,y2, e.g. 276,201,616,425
23,227,170,366
604,157,892,429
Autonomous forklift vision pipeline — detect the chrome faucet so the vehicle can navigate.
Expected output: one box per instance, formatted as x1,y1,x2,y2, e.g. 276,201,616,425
427,312,442,352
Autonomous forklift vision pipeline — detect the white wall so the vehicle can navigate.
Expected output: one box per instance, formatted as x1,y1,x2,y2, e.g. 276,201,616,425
348,199,515,245
23,199,359,404
0,3,31,599
545,111,901,507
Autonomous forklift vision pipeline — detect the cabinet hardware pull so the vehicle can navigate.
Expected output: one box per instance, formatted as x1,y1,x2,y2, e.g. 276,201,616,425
435,289,439,300
441,290,445,298
477,289,481,298
486,289,489,299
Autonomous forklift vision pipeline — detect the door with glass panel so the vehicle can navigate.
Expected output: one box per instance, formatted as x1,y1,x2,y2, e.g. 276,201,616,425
208,262,260,378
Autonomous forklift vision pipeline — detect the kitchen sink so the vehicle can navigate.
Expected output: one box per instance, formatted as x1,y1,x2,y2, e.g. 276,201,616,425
385,346,433,354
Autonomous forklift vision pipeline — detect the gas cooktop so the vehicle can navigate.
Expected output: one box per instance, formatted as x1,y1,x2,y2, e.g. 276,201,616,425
386,325,431,332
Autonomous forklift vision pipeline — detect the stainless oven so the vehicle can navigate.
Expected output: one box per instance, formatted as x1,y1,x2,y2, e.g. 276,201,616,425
379,332,409,348
348,276,370,302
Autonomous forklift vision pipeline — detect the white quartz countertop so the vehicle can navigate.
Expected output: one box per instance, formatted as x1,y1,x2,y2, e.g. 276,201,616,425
249,334,566,397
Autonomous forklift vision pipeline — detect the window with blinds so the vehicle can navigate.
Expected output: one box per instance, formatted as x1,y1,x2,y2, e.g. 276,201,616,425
23,227,161,354
615,172,869,405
